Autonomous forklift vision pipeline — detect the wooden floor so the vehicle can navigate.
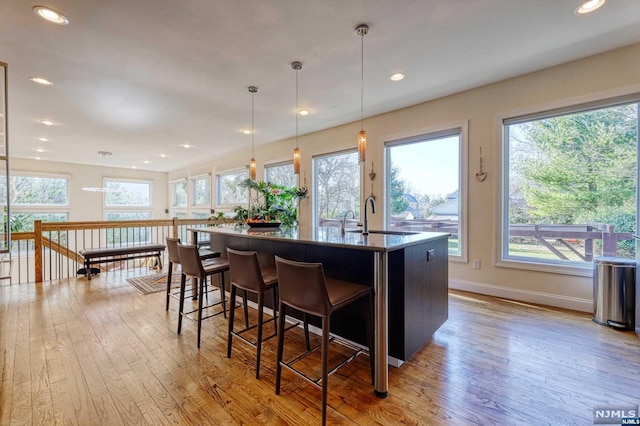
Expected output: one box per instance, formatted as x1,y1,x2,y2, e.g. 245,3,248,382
1,269,639,425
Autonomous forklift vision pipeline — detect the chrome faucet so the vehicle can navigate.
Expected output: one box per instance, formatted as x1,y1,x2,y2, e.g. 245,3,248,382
341,210,355,235
362,196,376,235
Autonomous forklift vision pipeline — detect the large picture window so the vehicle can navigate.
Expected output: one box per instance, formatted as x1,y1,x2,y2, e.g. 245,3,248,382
385,127,465,257
502,96,639,270
1,173,70,233
216,169,248,206
105,179,151,207
104,178,152,221
313,150,360,227
3,174,68,206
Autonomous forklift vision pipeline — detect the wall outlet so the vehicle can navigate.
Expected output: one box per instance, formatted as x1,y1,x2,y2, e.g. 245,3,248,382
472,259,481,269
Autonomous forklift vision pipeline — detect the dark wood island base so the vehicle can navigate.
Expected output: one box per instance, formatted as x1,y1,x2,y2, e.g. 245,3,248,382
190,226,449,397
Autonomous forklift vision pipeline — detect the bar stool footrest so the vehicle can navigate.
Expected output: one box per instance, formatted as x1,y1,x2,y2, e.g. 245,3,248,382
280,336,369,388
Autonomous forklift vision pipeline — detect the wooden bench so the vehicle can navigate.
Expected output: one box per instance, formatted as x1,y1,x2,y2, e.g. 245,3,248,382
79,244,166,280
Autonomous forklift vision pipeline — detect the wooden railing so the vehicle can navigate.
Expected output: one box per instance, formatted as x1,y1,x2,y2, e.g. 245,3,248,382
4,217,234,284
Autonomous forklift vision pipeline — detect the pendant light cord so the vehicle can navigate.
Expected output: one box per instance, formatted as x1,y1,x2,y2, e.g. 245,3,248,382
360,30,364,131
296,67,299,149
251,90,255,157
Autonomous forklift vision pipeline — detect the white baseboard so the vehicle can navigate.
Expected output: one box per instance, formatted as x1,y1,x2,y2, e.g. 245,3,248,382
449,278,592,313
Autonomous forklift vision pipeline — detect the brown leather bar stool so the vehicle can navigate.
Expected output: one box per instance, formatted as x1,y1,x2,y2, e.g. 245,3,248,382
165,236,220,311
176,243,229,348
274,256,374,426
226,248,280,379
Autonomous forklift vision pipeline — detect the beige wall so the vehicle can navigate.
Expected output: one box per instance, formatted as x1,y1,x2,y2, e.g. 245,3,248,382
170,43,640,312
11,157,169,221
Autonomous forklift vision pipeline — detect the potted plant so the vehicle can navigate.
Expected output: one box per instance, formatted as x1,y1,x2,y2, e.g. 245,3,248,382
233,179,308,227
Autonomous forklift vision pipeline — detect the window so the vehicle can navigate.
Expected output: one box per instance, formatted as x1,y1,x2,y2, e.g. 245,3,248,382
265,162,296,188
2,174,69,206
216,169,248,206
8,212,68,232
104,178,152,221
171,180,187,207
313,150,360,227
191,175,211,206
385,128,465,257
105,179,151,207
502,96,639,271
1,173,70,233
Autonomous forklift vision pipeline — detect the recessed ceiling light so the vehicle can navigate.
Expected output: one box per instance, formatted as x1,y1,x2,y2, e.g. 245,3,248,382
574,0,605,14
33,6,69,25
181,144,191,148
298,109,311,116
242,129,252,135
160,153,167,158
35,157,41,160
390,73,405,82
39,119,54,126
131,166,137,169
35,148,46,153
38,137,49,142
143,160,150,164
29,77,53,86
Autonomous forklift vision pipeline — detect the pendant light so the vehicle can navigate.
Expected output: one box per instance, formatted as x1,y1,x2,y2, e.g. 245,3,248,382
248,86,258,180
292,61,302,175
356,24,369,164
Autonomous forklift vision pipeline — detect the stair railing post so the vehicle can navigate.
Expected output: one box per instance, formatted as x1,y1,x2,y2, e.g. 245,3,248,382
34,219,43,282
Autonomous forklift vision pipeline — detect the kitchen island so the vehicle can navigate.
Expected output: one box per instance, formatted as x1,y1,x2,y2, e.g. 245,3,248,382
190,225,449,397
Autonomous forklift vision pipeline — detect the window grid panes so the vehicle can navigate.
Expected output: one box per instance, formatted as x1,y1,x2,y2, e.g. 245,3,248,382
503,100,639,268
313,151,360,227
216,169,248,206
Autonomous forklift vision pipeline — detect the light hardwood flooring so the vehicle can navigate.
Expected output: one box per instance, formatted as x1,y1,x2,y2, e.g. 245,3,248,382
1,269,639,425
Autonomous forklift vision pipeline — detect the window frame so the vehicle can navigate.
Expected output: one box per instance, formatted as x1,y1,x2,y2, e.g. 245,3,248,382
190,174,211,208
171,179,188,208
7,171,70,208
312,148,361,227
264,161,296,188
497,92,640,276
103,177,153,220
383,122,468,262
215,168,249,208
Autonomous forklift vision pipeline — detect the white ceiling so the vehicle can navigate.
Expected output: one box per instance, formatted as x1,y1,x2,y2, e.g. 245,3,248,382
2,0,640,172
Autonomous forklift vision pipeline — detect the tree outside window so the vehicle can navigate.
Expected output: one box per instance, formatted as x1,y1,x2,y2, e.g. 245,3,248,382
217,170,248,206
314,151,360,226
504,101,638,265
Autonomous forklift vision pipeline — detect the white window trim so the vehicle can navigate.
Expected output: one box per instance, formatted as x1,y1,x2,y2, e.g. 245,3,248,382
103,177,153,209
495,88,640,277
190,174,211,208
215,167,248,208
382,120,468,263
312,148,359,227
8,172,71,208
171,179,188,208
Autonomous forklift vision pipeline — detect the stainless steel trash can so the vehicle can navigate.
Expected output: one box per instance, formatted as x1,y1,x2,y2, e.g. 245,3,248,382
593,257,636,330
